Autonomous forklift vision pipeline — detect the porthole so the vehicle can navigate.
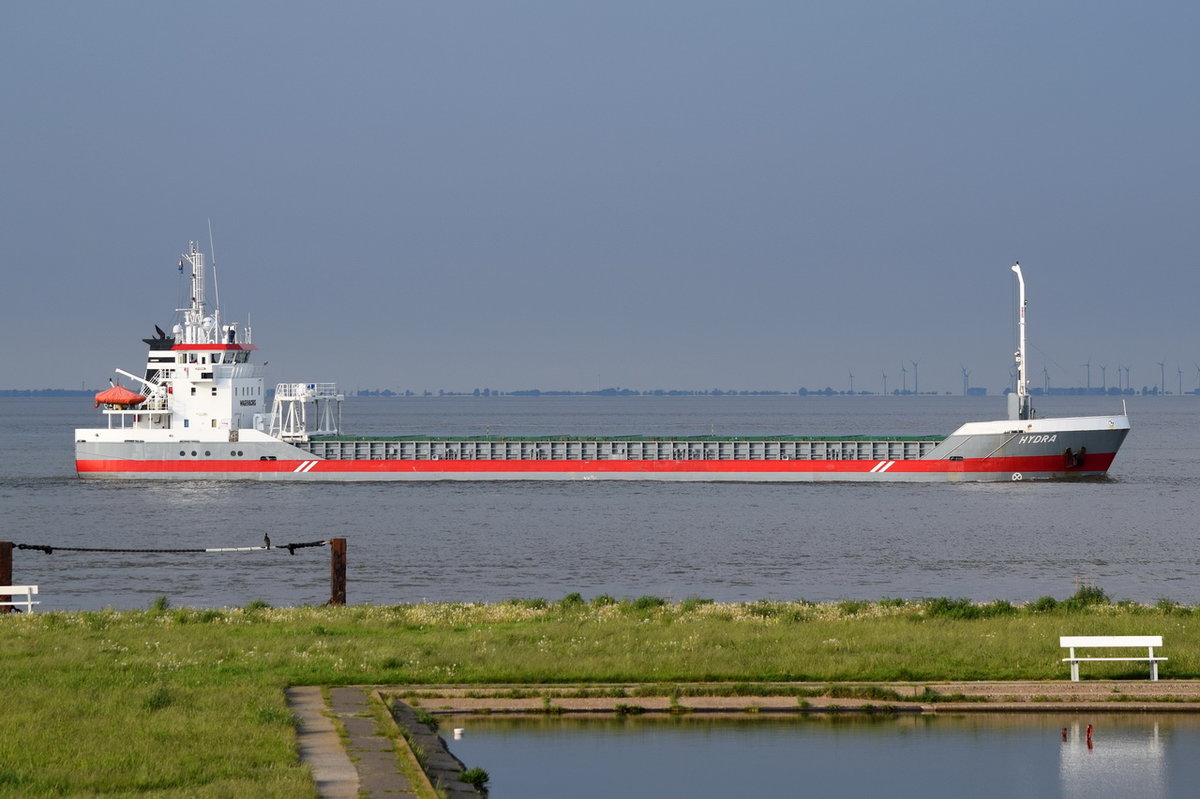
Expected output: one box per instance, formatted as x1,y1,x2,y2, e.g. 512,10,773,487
204,451,211,456
237,450,243,456
179,450,186,456
191,450,197,456
231,450,237,456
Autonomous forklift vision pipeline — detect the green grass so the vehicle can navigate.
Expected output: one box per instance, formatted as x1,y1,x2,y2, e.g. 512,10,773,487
1,593,1198,796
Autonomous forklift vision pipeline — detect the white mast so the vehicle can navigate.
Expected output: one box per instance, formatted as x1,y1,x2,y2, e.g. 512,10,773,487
1010,261,1032,420
178,242,220,345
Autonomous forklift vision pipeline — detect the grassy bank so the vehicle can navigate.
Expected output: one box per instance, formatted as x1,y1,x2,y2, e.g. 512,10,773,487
2,591,1198,796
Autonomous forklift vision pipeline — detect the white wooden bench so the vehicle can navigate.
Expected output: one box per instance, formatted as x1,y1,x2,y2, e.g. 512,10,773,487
0,585,39,613
1060,635,1165,681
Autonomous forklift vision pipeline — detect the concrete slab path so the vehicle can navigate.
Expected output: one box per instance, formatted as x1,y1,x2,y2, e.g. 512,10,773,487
286,686,360,799
289,685,429,797
329,686,420,797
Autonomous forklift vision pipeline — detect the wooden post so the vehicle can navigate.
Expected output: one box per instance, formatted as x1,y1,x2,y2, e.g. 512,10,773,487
1,542,12,614
328,538,346,606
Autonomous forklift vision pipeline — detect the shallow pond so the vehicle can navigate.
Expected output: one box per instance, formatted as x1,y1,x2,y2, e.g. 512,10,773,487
443,712,1199,798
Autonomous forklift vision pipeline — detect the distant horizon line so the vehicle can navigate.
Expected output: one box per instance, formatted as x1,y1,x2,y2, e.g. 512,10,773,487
7,386,1198,398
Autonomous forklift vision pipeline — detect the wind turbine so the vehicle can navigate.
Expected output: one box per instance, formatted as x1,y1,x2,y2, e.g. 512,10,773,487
1082,360,1091,391
900,364,908,394
1179,365,1184,398
1098,364,1107,394
911,361,920,396
848,370,855,395
1043,366,1050,394
881,370,888,396
961,366,969,396
1157,360,1166,395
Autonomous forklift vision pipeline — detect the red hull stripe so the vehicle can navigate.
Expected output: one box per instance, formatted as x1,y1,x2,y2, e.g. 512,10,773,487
77,453,1116,475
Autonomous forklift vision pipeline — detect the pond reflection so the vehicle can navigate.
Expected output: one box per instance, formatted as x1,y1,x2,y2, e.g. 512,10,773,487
444,713,1193,799
1059,720,1165,799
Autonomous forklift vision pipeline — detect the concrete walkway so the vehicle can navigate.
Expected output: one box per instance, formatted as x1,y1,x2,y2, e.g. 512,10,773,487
329,686,422,797
288,685,482,798
372,680,1200,714
286,686,360,799
289,685,424,798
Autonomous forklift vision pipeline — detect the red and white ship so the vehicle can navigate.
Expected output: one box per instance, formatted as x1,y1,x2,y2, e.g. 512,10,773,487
76,249,1129,481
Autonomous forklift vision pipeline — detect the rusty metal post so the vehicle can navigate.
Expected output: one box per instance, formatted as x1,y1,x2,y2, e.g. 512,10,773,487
1,542,12,614
328,538,346,606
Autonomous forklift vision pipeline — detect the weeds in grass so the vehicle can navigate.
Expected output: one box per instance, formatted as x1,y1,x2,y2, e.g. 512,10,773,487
983,600,1018,616
253,706,298,727
630,682,777,698
746,600,787,618
1156,598,1183,615
406,736,429,770
414,709,439,731
922,597,982,619
837,600,869,616
679,596,714,612
559,593,585,608
507,597,548,609
142,684,173,712
460,766,490,795
666,686,692,714
1031,596,1059,612
560,686,628,698
1063,584,1109,610
826,685,903,701
915,688,985,703
629,595,667,611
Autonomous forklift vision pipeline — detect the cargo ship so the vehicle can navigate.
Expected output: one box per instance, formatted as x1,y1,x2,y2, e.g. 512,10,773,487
75,248,1129,481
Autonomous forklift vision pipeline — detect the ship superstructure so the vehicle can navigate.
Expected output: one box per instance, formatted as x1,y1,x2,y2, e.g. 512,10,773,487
76,248,1130,481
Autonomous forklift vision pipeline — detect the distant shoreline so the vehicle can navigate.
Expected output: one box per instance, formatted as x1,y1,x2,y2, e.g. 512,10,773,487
5,386,1190,398
0,389,94,397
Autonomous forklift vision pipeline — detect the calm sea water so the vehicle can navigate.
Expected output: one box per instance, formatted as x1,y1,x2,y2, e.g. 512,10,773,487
2,393,1196,610
445,713,1199,799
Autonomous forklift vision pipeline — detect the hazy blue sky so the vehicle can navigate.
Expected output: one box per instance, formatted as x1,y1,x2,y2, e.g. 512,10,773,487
3,2,1197,394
